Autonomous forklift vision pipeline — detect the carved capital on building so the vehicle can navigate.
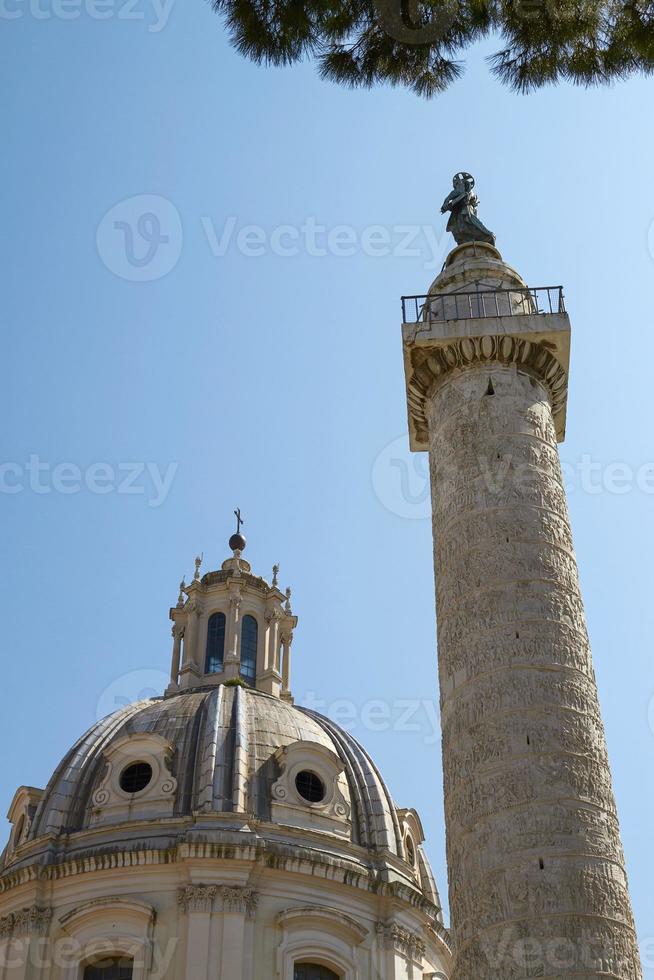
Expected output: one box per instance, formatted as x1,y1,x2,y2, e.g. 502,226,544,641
376,921,425,961
177,885,258,917
220,886,259,917
402,282,571,450
0,905,52,938
406,332,568,449
178,885,218,913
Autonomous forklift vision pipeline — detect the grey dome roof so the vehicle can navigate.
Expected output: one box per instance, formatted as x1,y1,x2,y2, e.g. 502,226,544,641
20,685,440,908
31,687,391,841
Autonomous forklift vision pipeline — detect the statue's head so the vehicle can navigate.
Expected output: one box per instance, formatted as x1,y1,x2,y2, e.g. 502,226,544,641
453,171,475,191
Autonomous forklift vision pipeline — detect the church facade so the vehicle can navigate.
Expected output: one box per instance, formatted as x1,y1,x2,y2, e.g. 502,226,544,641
0,179,643,980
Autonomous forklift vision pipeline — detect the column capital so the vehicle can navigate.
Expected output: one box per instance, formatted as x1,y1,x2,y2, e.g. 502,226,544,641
177,885,218,913
402,245,570,448
177,885,259,918
403,317,570,449
0,905,53,938
220,886,259,917
376,920,425,961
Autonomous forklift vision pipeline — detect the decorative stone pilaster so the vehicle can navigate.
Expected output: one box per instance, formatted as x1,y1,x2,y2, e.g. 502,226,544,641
219,887,258,980
0,906,52,939
264,605,281,664
258,606,282,696
402,242,642,980
220,887,258,918
0,906,53,978
168,623,183,688
177,884,258,917
223,591,242,680
178,886,216,980
376,921,426,962
178,600,202,688
171,623,182,676
280,632,293,702
177,886,258,980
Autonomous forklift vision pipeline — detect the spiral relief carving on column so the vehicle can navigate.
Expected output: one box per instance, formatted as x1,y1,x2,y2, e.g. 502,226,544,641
425,362,642,980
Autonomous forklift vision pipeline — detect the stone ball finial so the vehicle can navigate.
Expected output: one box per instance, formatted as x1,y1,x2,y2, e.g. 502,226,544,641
229,532,246,553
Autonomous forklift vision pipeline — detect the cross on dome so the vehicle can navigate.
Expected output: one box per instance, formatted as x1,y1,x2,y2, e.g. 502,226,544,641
229,506,247,553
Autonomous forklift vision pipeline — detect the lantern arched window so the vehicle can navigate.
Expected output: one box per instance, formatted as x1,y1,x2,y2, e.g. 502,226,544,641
240,615,258,684
205,612,226,674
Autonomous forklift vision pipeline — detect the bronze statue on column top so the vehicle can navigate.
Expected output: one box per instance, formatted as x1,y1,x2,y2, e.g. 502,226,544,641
440,172,496,246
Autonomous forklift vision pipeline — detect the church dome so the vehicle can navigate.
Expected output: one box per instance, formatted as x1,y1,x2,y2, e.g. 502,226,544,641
0,539,451,978
15,685,439,904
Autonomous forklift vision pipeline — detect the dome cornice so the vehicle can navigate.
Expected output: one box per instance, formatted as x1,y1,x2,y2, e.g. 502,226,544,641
0,835,445,933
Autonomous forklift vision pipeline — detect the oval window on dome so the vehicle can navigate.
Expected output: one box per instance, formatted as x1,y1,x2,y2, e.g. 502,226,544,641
295,770,326,803
119,761,153,794
405,834,416,866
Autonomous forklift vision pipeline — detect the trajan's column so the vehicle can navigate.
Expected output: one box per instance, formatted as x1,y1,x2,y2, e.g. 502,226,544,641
401,173,642,979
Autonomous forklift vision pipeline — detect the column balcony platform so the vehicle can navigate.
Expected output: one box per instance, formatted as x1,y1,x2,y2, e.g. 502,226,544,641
402,282,571,451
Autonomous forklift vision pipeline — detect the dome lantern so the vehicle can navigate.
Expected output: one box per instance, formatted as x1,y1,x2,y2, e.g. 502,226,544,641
167,522,297,700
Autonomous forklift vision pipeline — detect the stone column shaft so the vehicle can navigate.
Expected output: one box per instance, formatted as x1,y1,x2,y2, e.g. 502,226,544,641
281,635,291,694
428,362,641,978
170,625,182,684
178,886,215,980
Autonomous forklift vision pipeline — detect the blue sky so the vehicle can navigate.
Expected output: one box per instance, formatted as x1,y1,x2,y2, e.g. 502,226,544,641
2,0,654,967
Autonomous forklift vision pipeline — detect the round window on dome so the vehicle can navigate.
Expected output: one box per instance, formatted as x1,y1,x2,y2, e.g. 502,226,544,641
119,761,153,794
295,770,326,803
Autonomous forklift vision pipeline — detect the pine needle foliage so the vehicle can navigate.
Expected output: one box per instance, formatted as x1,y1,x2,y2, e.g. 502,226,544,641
211,0,654,96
